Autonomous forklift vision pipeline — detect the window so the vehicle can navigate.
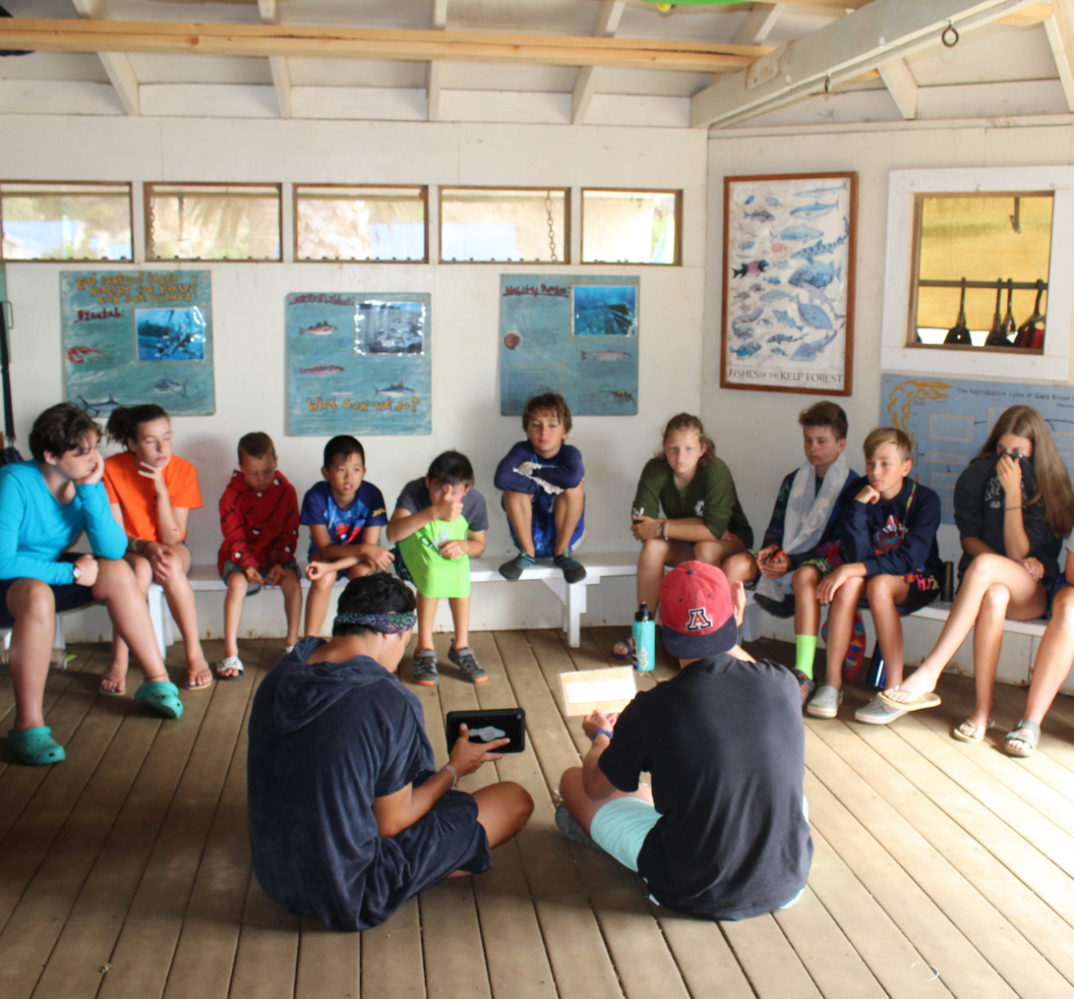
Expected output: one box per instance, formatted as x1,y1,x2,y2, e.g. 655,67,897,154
581,188,681,265
146,183,281,261
294,185,427,262
440,187,568,264
0,181,132,262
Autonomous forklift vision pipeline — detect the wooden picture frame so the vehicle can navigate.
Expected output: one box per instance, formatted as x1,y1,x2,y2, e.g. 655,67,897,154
720,172,856,395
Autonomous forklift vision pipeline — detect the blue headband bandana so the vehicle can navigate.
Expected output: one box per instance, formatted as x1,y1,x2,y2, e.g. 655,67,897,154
334,610,416,634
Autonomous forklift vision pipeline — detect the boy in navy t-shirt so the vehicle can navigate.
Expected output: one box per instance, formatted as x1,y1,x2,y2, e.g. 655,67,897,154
300,435,391,636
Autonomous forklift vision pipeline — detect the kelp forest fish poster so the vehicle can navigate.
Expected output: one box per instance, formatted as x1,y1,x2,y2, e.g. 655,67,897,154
721,173,856,396
286,292,431,436
500,274,639,416
62,270,215,416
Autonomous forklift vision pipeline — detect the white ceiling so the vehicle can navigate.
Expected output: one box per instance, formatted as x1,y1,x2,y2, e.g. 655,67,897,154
0,0,1071,129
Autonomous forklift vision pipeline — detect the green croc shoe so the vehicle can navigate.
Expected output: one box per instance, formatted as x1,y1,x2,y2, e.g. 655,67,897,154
135,681,184,719
8,726,66,766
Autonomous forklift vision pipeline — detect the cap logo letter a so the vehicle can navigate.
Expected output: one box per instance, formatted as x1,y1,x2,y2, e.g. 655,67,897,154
686,606,713,632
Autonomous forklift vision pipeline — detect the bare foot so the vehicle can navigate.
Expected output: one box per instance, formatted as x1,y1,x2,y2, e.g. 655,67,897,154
882,664,938,703
98,669,127,695
182,662,214,690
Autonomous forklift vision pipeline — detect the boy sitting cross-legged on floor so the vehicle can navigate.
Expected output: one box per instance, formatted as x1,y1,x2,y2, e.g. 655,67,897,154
494,392,586,584
387,450,489,686
805,427,943,724
723,401,857,703
300,435,393,637
216,432,302,680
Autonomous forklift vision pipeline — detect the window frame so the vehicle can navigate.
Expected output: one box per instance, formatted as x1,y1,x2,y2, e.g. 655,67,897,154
438,185,570,265
580,187,682,266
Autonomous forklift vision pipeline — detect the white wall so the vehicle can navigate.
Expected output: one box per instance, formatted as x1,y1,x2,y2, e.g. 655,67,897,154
703,121,1074,686
1,115,707,641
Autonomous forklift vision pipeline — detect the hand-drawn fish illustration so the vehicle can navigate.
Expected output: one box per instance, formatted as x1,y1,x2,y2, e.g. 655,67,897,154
766,332,802,344
738,240,756,251
298,363,345,375
66,346,105,364
790,202,837,220
581,350,632,361
733,260,768,278
791,330,839,360
79,393,122,416
729,341,763,358
764,276,783,285
744,207,775,223
791,220,849,261
153,377,188,396
300,321,337,337
796,299,834,330
761,289,792,302
780,223,825,241
608,390,635,403
797,185,847,197
789,260,840,289
376,381,417,397
469,726,507,743
773,309,803,331
736,307,763,323
731,318,754,339
770,242,787,253
766,196,782,207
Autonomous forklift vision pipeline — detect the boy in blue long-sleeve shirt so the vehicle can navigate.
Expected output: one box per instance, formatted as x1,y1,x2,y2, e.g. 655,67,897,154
494,393,585,583
806,427,942,724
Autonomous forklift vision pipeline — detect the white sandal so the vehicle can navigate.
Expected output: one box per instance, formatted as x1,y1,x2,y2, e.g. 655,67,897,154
216,655,245,680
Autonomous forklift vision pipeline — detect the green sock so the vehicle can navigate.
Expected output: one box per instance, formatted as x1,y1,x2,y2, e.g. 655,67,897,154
795,634,817,680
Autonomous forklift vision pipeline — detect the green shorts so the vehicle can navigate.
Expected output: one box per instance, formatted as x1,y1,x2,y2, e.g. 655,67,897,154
589,796,661,872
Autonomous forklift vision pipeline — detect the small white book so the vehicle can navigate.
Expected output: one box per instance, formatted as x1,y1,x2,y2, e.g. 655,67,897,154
559,667,637,717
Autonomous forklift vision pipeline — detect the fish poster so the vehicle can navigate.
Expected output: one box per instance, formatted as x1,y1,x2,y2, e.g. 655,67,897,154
720,173,856,396
500,274,639,416
883,374,1074,524
61,270,215,417
285,292,431,436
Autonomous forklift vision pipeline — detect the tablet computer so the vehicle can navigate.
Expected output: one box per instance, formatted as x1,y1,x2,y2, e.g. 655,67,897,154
445,708,526,753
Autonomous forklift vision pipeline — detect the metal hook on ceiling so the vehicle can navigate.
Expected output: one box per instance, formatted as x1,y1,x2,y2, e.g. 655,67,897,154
824,73,832,94
941,21,959,47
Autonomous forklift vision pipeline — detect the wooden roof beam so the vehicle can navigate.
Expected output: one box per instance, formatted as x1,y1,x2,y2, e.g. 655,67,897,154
733,4,788,46
691,0,1041,129
877,57,918,118
0,19,767,72
1043,3,1074,110
257,0,291,118
69,0,139,115
572,0,626,125
427,0,448,122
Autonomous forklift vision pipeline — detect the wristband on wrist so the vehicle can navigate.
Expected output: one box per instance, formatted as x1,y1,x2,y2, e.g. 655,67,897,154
590,727,614,742
443,763,459,788
1005,505,1023,511
661,519,669,541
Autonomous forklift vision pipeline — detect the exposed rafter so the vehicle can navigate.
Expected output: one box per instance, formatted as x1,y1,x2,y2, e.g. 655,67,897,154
70,0,139,115
572,0,626,125
427,0,448,122
0,18,768,72
257,0,291,118
733,4,788,46
1043,2,1074,111
877,58,918,119
691,0,1040,129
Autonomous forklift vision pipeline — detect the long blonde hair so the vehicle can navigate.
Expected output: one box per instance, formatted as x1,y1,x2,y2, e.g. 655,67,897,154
658,413,715,466
980,405,1074,537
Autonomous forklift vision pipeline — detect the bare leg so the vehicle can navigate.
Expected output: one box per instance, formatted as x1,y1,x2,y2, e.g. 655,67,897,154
93,559,170,685
159,543,211,688
723,552,759,586
278,568,302,646
636,538,674,611
304,569,338,637
449,595,471,651
793,565,822,637
693,534,747,569
553,484,585,557
895,553,1046,699
866,574,911,688
415,593,439,652
1018,586,1074,731
470,781,534,847
222,572,248,659
102,552,152,693
822,576,865,689
558,765,655,834
502,490,535,557
6,579,57,732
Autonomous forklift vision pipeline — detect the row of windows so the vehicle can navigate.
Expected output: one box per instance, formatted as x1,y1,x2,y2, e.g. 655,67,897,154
0,182,682,266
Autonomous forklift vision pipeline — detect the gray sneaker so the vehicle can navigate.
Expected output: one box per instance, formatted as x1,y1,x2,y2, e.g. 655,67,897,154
854,695,908,726
448,645,488,684
806,684,843,719
413,648,439,686
554,802,599,850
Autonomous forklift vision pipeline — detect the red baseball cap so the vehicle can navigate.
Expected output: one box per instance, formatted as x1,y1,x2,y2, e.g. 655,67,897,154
659,561,738,658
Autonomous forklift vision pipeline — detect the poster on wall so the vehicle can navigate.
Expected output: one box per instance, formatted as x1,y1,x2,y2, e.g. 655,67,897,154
881,373,1074,524
720,173,856,396
286,292,431,436
61,270,215,416
500,274,638,416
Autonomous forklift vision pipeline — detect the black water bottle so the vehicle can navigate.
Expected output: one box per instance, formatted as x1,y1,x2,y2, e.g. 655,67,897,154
867,640,886,690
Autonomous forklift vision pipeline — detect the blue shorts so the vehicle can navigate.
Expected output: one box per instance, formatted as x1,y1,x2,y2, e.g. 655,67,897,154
504,490,585,559
221,559,299,596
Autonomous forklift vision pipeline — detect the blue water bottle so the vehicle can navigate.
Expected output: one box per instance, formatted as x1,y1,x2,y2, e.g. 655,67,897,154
633,602,656,673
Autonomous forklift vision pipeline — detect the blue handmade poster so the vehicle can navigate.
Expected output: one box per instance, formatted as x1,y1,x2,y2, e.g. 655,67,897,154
286,292,431,436
500,274,639,416
62,270,215,416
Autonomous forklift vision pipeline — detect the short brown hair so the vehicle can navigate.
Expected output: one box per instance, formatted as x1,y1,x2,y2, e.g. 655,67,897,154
799,401,847,440
523,392,572,433
238,432,276,462
863,426,912,462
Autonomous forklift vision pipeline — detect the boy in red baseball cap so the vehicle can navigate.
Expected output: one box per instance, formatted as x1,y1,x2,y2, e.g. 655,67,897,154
557,561,812,920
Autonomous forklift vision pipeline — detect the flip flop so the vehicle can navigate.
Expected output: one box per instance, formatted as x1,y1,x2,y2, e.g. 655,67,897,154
7,726,66,766
134,681,184,719
181,666,214,690
951,718,991,744
877,688,941,712
1004,719,1040,758
98,675,126,696
610,637,635,662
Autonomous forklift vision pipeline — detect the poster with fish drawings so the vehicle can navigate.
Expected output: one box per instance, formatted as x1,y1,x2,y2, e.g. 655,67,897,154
721,173,856,395
61,270,215,416
286,292,431,436
500,274,639,416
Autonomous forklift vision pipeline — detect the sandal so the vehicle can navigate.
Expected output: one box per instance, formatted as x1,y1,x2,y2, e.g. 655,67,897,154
98,674,126,696
134,680,184,719
610,637,635,662
215,656,244,681
951,718,992,744
1004,719,1040,758
181,665,214,690
792,668,815,706
7,726,66,766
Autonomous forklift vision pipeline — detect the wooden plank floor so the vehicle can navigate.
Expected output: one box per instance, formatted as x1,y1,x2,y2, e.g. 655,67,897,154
2,628,1074,999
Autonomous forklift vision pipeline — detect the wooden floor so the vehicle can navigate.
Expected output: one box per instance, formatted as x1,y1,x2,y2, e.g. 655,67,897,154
3,628,1074,999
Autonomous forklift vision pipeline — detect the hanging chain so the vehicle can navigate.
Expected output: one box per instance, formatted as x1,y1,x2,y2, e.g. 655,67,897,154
545,190,558,262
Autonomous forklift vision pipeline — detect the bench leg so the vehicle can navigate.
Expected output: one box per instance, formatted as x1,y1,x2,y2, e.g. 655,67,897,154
538,576,586,648
147,583,170,660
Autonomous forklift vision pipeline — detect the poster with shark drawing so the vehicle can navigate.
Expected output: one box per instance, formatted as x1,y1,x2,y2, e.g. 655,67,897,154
286,292,431,435
500,274,639,416
61,270,215,416
721,173,856,395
